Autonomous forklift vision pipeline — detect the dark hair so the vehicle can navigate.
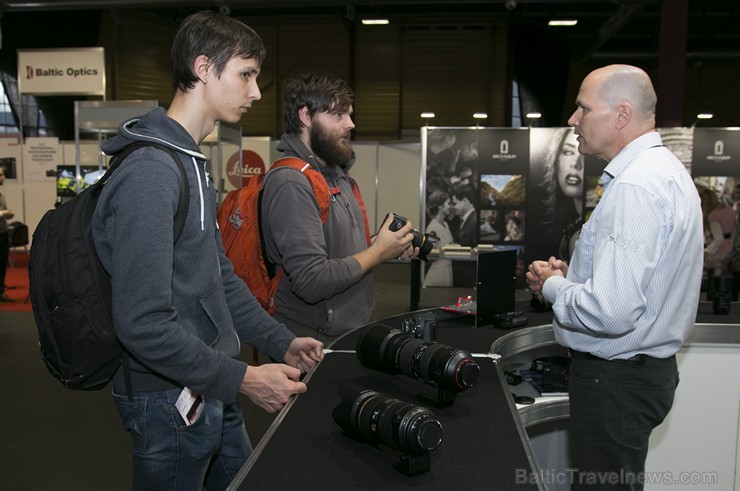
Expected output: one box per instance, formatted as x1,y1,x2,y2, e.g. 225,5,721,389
283,72,354,134
507,215,523,227
171,10,266,92
426,190,449,216
541,128,581,231
452,185,476,205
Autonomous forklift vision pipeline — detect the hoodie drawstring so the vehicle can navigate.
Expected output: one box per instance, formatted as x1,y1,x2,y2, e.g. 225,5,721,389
190,156,205,230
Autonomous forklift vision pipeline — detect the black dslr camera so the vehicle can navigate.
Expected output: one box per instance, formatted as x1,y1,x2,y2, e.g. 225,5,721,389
387,213,434,262
401,312,437,342
491,311,528,330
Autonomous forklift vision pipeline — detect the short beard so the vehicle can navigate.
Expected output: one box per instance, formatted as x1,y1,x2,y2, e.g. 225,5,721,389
309,120,352,167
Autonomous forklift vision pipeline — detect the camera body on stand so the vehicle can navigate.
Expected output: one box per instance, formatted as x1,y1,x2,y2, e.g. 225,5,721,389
491,311,528,329
400,312,437,342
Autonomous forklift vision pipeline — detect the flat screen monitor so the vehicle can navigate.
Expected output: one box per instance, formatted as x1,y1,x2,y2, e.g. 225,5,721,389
0,157,16,179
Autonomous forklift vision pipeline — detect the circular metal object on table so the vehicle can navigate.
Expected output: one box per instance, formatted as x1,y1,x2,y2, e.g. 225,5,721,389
490,324,570,428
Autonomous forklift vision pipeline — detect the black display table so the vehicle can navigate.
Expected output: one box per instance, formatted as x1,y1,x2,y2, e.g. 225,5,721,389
229,304,555,490
228,300,739,490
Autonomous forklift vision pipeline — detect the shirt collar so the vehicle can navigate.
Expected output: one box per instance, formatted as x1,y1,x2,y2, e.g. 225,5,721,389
601,131,663,185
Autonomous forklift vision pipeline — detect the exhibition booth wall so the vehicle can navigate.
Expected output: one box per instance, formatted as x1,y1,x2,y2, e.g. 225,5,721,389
2,126,738,276
0,137,423,249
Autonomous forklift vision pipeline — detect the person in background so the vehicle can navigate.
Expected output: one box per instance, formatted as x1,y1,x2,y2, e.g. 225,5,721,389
0,167,14,302
423,189,453,287
732,181,740,300
92,12,324,490
527,64,703,490
260,72,417,344
699,186,734,277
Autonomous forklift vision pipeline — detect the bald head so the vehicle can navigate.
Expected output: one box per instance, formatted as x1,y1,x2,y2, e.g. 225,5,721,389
568,64,658,161
588,64,657,128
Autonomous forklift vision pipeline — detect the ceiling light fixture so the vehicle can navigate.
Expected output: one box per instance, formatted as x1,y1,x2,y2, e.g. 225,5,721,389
362,19,390,25
697,113,714,119
420,112,435,118
548,20,578,27
526,112,542,119
473,112,488,119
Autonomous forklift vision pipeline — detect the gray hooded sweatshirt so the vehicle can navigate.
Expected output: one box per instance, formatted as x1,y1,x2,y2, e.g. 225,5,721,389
92,107,294,403
261,133,374,337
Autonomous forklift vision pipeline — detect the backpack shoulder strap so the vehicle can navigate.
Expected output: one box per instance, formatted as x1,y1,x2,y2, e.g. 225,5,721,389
258,157,332,279
105,142,190,243
269,157,331,222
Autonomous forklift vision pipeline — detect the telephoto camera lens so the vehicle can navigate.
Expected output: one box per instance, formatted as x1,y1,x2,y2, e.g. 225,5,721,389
332,387,443,455
356,324,481,393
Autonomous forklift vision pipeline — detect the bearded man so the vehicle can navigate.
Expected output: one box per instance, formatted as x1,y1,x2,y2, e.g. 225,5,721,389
260,72,417,343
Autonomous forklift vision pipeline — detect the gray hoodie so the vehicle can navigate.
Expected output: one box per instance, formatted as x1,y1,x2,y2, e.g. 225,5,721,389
261,133,374,337
92,107,294,403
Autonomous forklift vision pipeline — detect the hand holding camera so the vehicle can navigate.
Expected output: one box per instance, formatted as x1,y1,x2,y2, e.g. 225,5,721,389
382,213,435,262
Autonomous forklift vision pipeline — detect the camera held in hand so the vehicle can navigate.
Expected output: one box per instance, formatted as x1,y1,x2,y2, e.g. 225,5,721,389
387,213,435,262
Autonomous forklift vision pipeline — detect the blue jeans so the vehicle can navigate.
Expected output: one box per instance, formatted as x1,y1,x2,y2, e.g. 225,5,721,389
112,387,252,491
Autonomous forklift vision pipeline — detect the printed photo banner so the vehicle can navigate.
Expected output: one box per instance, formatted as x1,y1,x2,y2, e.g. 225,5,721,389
422,126,739,286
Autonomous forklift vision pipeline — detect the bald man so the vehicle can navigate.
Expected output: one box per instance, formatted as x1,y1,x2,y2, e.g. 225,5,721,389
526,65,703,489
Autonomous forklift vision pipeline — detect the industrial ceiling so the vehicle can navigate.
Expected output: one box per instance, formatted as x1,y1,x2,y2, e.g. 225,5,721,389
1,1,738,61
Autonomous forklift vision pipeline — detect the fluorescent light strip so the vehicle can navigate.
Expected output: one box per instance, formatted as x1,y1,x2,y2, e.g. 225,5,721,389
548,20,578,26
420,112,435,118
697,113,714,119
362,19,389,25
526,112,542,119
473,112,488,119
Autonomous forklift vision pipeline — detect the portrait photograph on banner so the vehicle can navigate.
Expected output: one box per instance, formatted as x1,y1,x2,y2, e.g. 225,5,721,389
423,127,531,287
421,125,736,290
423,127,481,287
526,127,584,263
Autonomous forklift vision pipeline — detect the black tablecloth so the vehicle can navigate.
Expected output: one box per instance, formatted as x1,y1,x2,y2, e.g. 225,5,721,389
232,300,738,490
234,307,542,490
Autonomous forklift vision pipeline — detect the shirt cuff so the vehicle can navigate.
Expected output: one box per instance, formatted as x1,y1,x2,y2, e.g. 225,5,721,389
542,275,568,304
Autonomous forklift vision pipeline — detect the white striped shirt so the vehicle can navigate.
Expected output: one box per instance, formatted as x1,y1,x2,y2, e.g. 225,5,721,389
542,131,704,359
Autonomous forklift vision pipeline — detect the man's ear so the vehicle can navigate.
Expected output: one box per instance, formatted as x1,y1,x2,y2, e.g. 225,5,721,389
298,106,312,128
615,102,632,130
194,54,210,85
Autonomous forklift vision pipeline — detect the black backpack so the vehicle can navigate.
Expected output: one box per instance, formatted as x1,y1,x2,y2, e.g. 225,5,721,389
28,142,189,391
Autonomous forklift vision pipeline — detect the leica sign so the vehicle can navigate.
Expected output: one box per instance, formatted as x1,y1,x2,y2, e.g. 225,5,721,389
18,48,105,96
227,150,266,188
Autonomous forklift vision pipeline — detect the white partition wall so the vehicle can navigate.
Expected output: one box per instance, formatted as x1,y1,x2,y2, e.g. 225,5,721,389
269,140,423,235
0,140,23,222
376,142,423,232
346,143,379,232
644,343,740,490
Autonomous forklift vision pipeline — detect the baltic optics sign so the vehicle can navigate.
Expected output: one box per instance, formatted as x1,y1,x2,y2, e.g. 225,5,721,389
17,48,105,96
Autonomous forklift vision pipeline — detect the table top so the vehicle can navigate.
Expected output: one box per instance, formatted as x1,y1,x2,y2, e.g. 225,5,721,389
229,300,740,490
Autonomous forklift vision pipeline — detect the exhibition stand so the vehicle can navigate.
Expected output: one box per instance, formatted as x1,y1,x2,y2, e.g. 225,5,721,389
228,301,740,490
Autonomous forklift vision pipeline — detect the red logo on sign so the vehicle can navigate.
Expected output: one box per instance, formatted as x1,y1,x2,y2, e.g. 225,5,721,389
226,150,266,188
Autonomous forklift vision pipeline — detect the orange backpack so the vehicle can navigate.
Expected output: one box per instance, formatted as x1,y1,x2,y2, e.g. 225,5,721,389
217,157,330,314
